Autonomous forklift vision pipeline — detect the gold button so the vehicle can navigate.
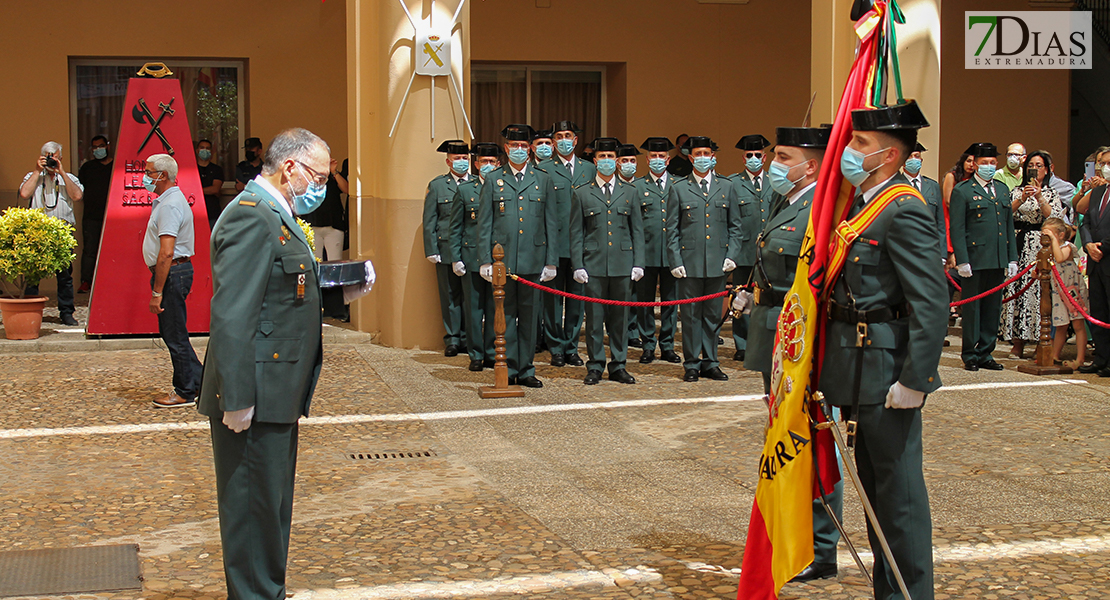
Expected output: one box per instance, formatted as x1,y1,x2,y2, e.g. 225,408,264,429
608,210,612,214
706,224,710,228
779,248,784,253
519,196,523,200
928,376,934,382
273,353,279,359
867,340,872,346
707,235,711,239
706,213,710,217
853,256,859,262
609,241,613,246
519,217,524,222
609,232,612,236
519,206,523,211
300,263,305,269
519,229,524,234
608,221,612,225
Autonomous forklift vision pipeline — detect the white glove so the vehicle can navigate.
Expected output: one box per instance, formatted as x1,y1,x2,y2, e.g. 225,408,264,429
732,290,752,314
671,266,687,279
631,267,644,281
885,382,925,409
723,258,737,272
427,254,441,264
452,261,466,276
222,406,255,433
1007,261,1019,279
956,263,973,278
573,269,589,284
480,264,493,282
342,260,376,304
540,265,557,282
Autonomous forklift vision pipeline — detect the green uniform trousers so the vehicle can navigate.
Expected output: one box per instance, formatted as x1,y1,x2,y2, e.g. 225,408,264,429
210,418,299,600
813,481,843,565
435,262,464,346
732,266,753,353
460,271,494,362
583,276,631,373
678,275,727,371
505,274,541,380
632,266,677,353
543,256,585,357
959,268,1004,366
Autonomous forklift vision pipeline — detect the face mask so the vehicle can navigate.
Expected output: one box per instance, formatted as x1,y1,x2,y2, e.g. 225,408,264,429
92,147,108,160
451,159,470,175
596,158,617,177
619,162,637,178
479,163,496,177
649,157,667,174
709,157,718,171
535,143,553,160
692,156,713,173
681,148,690,156
142,174,159,193
245,150,256,162
977,164,997,181
746,156,763,173
290,165,327,215
1102,165,1110,179
768,161,805,195
198,149,212,161
556,139,575,156
507,147,529,165
1007,155,1021,169
904,158,922,175
841,146,889,187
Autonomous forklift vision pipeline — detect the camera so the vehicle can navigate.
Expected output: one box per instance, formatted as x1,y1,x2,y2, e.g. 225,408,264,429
44,155,58,169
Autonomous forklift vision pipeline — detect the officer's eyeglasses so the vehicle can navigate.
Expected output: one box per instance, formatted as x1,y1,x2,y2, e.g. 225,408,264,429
296,161,329,186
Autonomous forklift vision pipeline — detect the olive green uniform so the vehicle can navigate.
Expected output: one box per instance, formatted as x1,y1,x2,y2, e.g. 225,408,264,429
630,173,679,353
423,173,467,347
731,170,775,355
450,177,494,363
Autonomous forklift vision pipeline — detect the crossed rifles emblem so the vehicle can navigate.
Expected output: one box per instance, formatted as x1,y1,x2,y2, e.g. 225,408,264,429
131,97,176,155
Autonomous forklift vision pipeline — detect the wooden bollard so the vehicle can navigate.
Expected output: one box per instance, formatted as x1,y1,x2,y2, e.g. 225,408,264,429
479,244,525,398
1019,233,1072,375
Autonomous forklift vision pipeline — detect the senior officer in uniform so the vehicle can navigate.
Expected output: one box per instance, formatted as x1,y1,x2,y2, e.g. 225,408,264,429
950,143,1017,371
200,128,373,600
631,137,682,364
538,120,595,367
903,143,947,257
451,143,500,371
819,102,947,600
477,124,559,388
730,133,775,362
665,136,742,382
423,140,471,356
570,138,645,385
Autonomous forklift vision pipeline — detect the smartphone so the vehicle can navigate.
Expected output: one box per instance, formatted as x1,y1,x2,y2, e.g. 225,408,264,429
1086,161,1096,179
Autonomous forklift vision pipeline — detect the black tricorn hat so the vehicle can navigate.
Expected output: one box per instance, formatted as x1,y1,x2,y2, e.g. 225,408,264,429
436,139,470,154
244,137,262,149
532,129,553,141
640,137,675,152
850,100,930,131
736,134,771,151
551,120,582,134
591,137,621,153
473,142,500,157
501,124,535,142
617,144,641,157
968,142,1000,158
775,126,831,149
683,136,715,151
914,142,927,153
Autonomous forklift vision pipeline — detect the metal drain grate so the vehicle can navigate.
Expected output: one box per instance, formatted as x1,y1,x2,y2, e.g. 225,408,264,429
344,449,438,461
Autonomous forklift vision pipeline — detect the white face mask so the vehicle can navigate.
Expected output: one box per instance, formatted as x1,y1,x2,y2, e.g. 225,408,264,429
1102,164,1110,179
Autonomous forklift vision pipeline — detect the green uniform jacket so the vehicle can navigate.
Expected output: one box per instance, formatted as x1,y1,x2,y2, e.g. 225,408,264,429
538,156,597,259
570,179,645,276
665,174,743,278
423,173,464,262
730,171,776,267
449,178,485,271
917,175,946,258
633,174,678,268
820,175,948,405
477,164,559,273
949,177,1017,269
199,180,323,423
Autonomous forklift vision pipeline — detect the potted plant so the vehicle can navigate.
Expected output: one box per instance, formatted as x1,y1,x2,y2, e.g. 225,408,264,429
0,207,78,340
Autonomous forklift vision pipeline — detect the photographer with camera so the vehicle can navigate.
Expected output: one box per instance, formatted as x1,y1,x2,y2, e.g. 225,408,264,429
18,141,83,326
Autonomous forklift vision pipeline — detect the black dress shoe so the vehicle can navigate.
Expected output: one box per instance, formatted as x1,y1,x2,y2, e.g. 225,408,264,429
718,336,724,345
564,353,585,366
979,359,1004,371
507,376,517,385
468,359,484,371
660,349,682,363
963,362,979,371
639,351,656,364
60,314,79,326
444,344,460,357
483,359,496,368
609,369,636,384
683,369,700,382
700,366,729,381
790,562,837,583
584,370,602,385
550,353,566,367
1098,367,1110,378
517,375,543,388
1078,362,1104,374
734,349,745,361
628,337,643,348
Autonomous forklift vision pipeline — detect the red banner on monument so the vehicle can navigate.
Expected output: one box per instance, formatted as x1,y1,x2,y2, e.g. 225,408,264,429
87,76,212,335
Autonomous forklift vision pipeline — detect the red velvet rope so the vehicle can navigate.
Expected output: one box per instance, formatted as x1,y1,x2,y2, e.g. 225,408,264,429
949,263,1036,307
508,273,730,306
1001,274,1038,304
1051,264,1110,329
945,269,962,292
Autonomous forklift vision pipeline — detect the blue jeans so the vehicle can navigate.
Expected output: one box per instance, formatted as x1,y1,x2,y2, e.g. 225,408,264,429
153,263,202,399
25,260,75,319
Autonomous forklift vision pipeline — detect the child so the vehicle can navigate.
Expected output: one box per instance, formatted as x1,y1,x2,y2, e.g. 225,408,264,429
1043,217,1088,369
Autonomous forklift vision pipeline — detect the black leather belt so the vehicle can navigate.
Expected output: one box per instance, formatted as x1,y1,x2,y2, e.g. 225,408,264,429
753,286,786,307
828,301,911,324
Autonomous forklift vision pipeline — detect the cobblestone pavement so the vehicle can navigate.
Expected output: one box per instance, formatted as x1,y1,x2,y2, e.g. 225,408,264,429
0,322,1108,599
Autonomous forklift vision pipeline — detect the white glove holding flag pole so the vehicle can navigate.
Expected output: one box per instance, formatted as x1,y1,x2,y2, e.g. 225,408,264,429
733,290,752,314
956,263,973,278
723,258,737,272
631,267,644,282
885,382,925,409
223,406,255,433
427,254,441,264
1007,261,1019,279
479,264,492,282
540,265,557,282
670,266,687,279
452,261,466,276
343,260,377,304
573,269,589,284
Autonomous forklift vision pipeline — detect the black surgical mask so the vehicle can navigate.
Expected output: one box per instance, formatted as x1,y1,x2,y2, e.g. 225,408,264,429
245,150,257,162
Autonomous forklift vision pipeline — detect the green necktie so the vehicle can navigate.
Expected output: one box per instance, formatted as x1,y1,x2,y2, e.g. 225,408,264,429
753,175,761,192
700,179,708,195
604,182,612,200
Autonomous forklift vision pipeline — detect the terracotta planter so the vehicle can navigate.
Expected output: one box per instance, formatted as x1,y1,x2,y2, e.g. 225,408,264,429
0,296,48,340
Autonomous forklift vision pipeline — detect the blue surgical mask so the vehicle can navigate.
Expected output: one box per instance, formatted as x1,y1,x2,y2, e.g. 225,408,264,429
904,158,922,175
596,158,617,177
556,138,575,156
451,159,470,175
840,146,889,187
681,148,690,156
709,157,718,171
198,148,212,161
479,163,496,177
92,147,108,160
619,161,637,178
768,161,804,195
291,165,327,215
142,174,158,193
508,147,529,165
535,143,553,160
746,156,763,173
977,164,997,180
649,157,667,174
692,156,713,173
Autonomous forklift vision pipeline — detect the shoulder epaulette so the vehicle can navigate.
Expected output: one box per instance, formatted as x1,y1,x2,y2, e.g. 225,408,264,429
238,199,257,207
